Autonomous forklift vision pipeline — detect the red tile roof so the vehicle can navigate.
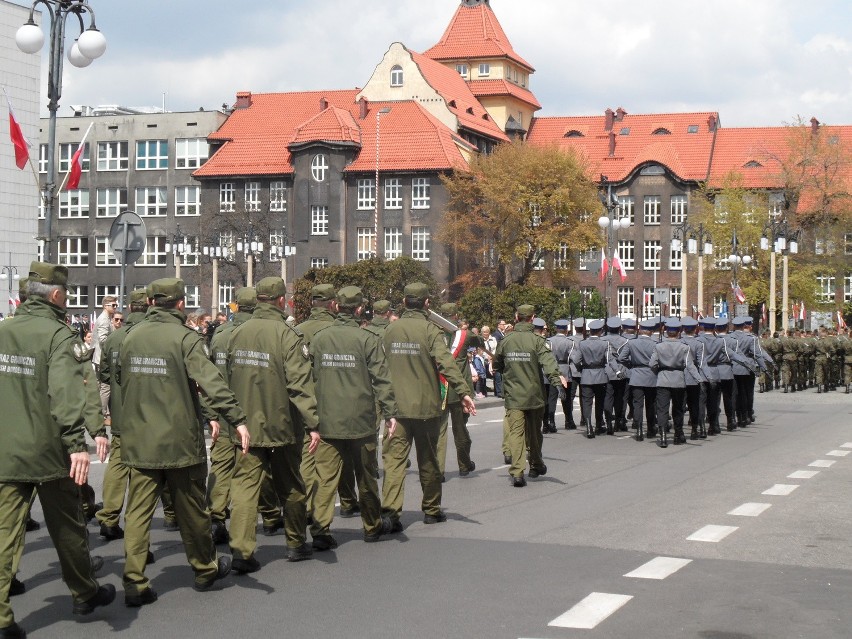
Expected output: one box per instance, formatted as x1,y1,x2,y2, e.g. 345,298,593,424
290,105,361,147
527,112,720,182
425,1,534,71
467,79,541,109
408,48,509,142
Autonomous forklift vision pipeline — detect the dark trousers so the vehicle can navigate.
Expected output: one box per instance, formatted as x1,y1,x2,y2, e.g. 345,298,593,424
546,384,559,416
565,377,581,425
718,378,736,423
734,375,752,423
656,387,685,436
604,379,628,424
706,381,720,424
580,383,606,426
630,385,657,432
685,384,702,427
493,371,503,398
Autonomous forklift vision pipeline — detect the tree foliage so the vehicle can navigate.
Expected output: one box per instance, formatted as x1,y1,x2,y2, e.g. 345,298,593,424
439,141,602,288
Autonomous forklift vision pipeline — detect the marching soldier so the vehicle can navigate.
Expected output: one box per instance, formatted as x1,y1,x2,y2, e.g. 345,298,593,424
730,317,761,426
601,317,630,433
717,318,740,431
564,318,586,430
626,319,660,442
532,318,559,434
570,318,609,438
650,319,702,447
780,330,800,392
548,320,574,430
696,318,720,435
680,317,708,439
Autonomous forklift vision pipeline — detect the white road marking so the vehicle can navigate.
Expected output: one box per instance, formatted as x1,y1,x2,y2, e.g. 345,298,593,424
485,419,504,423
762,484,799,496
841,442,852,449
624,556,692,580
826,450,850,457
492,464,510,470
809,460,836,468
788,470,819,479
548,592,633,629
687,525,738,542
727,502,771,517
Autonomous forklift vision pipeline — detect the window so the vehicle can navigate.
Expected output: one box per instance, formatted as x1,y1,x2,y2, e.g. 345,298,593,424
618,196,635,225
479,63,490,77
845,234,852,255
95,286,120,309
644,240,662,270
713,293,727,317
580,287,597,302
617,287,634,317
38,144,48,173
411,226,431,261
95,237,119,266
412,177,430,209
617,240,635,270
578,248,596,271
58,237,88,266
175,186,200,216
817,276,835,303
671,195,687,224
136,140,168,170
311,154,328,182
270,181,287,211
180,236,199,266
38,199,45,220
643,196,661,225
245,182,261,211
58,190,90,218
59,142,89,172
66,285,88,309
357,228,376,261
384,227,402,259
554,243,570,269
311,205,328,235
138,236,167,266
687,124,699,134
97,141,128,171
532,248,545,271
669,287,682,316
36,239,44,262
845,274,852,303
219,282,235,306
815,237,836,256
390,65,403,87
357,179,375,210
384,178,402,209
670,244,682,270
456,63,468,78
96,188,126,218
185,285,200,308
136,187,167,216
219,183,235,212
642,287,659,318
310,258,328,270
175,138,209,169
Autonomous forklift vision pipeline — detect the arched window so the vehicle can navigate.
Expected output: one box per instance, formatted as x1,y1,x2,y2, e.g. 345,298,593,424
311,154,328,182
652,127,671,135
743,160,763,168
390,65,403,87
564,130,584,138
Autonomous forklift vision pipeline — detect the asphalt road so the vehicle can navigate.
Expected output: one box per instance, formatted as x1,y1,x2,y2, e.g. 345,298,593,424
13,387,852,639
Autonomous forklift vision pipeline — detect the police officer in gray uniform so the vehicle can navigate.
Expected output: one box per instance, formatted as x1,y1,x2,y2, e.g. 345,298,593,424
549,320,573,430
601,317,630,433
730,317,762,425
564,318,586,430
570,319,609,438
680,317,708,439
627,319,660,442
533,318,559,433
621,318,637,422
650,319,701,447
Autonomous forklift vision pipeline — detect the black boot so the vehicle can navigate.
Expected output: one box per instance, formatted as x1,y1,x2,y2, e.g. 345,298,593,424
698,421,707,439
605,415,614,436
690,425,698,440
565,418,576,430
635,422,644,442
658,422,668,448
674,428,687,445
585,420,595,439
727,420,736,432
758,383,764,393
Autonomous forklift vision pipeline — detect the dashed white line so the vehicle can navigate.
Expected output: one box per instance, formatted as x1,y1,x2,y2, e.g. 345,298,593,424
548,592,633,629
687,525,738,542
485,419,504,423
788,470,819,479
762,484,799,496
809,460,836,468
826,450,850,457
624,556,692,580
492,464,510,471
728,502,772,517
841,442,852,449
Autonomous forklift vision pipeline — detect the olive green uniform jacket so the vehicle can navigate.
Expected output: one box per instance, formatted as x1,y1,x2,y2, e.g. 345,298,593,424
208,311,252,435
227,302,319,445
310,314,397,439
383,309,471,420
362,316,389,340
493,322,562,410
0,297,88,482
117,306,246,469
296,308,336,344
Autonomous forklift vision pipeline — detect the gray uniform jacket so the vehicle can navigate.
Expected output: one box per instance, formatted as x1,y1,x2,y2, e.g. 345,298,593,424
601,333,630,381
549,333,573,379
567,334,583,378
729,331,761,375
680,335,708,384
697,333,719,382
571,336,609,385
650,338,702,388
626,335,659,388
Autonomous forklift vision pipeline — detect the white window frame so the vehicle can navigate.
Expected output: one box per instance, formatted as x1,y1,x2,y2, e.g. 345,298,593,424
478,63,490,77
38,144,48,173
136,139,168,170
97,141,128,171
58,190,90,218
136,187,167,217
219,282,235,306
671,195,687,224
554,243,570,269
384,178,402,210
245,182,261,212
270,181,287,211
845,274,852,303
66,284,88,309
357,178,376,210
411,226,430,261
185,285,201,308
670,287,682,316
817,275,835,303
95,286,120,309
713,293,726,317
642,287,660,318
95,237,119,266
390,65,403,87
412,177,431,209
219,182,235,212
617,286,634,317
59,142,89,173
644,240,662,270
175,138,209,169
58,237,88,266
617,240,635,270
310,257,329,270
311,154,328,182
578,248,596,271
618,196,635,225
175,186,200,216
181,236,199,266
456,63,468,78
138,236,168,267
96,187,126,218
311,205,329,235
643,195,661,225
384,227,402,259
670,244,682,270
357,228,376,261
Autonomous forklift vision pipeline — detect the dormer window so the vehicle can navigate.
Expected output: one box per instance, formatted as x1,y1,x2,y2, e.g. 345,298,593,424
479,63,490,77
390,65,403,87
652,128,671,135
564,130,584,138
619,127,630,135
456,63,468,78
687,125,699,134
466,107,474,115
743,160,763,168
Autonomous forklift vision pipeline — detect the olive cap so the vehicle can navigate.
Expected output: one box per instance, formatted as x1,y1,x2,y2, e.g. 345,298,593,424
337,285,363,307
148,278,185,303
235,287,257,309
256,277,286,299
403,282,430,302
373,299,391,314
516,304,535,319
18,277,28,296
130,288,149,305
439,302,458,316
311,283,336,301
28,261,69,290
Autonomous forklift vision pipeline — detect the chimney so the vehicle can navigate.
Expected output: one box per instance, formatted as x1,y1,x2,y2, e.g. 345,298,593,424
234,91,252,109
319,97,329,112
605,108,614,131
358,96,369,120
608,131,616,157
615,107,626,122
707,114,717,132
810,117,820,134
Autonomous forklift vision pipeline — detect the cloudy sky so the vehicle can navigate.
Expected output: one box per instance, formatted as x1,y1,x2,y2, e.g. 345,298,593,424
26,0,852,127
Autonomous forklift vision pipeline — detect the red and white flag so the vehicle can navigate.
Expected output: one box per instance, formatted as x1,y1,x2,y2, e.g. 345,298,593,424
64,122,92,191
3,88,30,170
792,302,799,319
837,310,847,329
798,300,806,321
732,284,746,304
599,251,608,282
612,255,626,283
761,302,767,324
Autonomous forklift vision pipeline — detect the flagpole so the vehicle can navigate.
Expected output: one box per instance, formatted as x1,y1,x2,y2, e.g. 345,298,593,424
56,122,92,192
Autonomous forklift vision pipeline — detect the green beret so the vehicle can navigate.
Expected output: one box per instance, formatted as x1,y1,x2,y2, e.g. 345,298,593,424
235,287,257,308
404,282,429,302
256,277,286,299
130,288,149,305
337,285,363,307
311,284,336,301
516,304,535,319
18,277,28,296
148,278,185,303
373,299,391,314
439,302,458,316
28,261,69,290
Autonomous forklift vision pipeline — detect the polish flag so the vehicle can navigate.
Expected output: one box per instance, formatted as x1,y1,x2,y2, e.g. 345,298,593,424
838,310,847,329
64,123,92,191
798,300,806,321
4,89,30,170
599,251,608,282
761,302,767,325
792,302,799,319
732,284,746,304
612,255,626,282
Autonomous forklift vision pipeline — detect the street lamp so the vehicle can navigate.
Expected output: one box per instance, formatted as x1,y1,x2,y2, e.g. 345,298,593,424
202,232,232,313
723,229,752,318
760,215,800,334
269,227,296,284
374,106,391,257
236,227,264,286
0,254,21,316
671,222,713,317
165,223,193,278
16,0,106,262
597,175,630,316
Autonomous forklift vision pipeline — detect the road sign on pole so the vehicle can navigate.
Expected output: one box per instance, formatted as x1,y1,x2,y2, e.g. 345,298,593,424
654,287,669,305
109,210,146,311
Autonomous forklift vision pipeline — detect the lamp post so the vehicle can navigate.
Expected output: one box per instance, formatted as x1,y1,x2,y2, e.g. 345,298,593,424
724,229,752,318
202,232,232,313
16,0,106,262
165,223,193,278
0,254,20,316
760,216,800,334
671,222,713,317
270,227,296,284
237,227,264,287
374,106,391,257
597,175,630,316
